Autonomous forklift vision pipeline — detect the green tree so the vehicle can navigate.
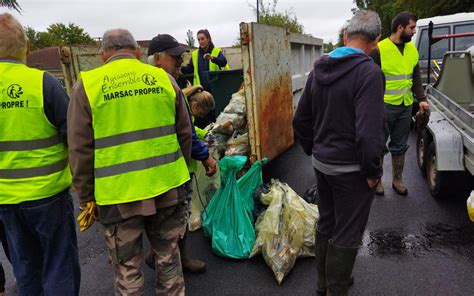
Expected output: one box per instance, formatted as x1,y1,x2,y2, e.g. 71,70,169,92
323,42,334,53
353,0,401,38
0,0,21,13
185,29,195,48
353,0,474,38
46,23,94,45
25,26,37,46
26,23,95,50
250,0,304,34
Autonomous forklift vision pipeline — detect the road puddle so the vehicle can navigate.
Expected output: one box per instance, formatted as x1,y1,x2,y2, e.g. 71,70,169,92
361,223,474,258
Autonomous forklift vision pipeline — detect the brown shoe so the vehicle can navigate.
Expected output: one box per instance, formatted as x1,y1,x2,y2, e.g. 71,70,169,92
392,154,408,195
181,257,207,273
179,232,207,273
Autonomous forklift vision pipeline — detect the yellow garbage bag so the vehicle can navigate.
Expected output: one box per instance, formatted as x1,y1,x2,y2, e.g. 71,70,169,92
250,179,319,284
467,191,474,222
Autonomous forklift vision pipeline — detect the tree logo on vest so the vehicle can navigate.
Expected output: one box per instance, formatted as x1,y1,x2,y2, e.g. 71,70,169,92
142,74,156,86
7,84,23,99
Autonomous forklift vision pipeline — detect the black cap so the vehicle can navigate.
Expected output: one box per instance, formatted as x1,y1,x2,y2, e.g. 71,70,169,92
147,34,189,56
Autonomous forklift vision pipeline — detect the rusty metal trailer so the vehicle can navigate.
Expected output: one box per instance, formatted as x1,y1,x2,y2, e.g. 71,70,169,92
240,22,323,161
53,23,323,162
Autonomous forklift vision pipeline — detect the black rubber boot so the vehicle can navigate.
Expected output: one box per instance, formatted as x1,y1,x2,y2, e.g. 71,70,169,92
326,243,358,296
315,231,330,296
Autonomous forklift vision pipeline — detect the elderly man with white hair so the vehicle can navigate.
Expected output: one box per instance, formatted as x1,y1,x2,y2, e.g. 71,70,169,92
0,13,80,295
68,28,192,295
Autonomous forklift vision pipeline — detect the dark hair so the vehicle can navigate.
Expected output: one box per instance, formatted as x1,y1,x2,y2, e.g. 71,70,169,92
391,11,417,33
197,29,213,45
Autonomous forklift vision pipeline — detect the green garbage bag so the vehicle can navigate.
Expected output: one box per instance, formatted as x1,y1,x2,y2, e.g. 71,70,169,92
237,158,268,221
203,155,255,259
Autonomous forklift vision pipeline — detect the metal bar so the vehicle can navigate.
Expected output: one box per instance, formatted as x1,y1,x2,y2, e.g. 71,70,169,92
432,32,474,40
427,21,433,85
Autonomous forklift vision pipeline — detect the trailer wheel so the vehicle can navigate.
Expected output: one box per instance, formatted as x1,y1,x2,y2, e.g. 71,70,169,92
416,129,430,174
426,143,470,198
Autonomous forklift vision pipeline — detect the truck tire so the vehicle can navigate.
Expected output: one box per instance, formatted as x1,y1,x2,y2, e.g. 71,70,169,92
416,129,430,174
426,143,470,198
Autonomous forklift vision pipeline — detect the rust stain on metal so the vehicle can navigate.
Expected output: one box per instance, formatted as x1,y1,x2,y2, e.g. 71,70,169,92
257,73,294,161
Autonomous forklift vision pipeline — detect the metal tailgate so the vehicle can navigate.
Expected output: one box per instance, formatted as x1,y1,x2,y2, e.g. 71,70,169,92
240,22,323,161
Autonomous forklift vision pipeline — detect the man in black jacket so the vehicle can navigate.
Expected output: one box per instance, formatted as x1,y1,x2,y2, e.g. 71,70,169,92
293,10,385,296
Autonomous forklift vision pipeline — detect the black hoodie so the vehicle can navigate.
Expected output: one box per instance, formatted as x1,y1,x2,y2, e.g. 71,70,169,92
293,53,385,179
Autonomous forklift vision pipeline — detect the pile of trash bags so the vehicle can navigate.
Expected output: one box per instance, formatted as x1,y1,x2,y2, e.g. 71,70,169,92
202,156,266,259
203,88,249,158
189,88,249,231
250,179,320,284
189,88,321,284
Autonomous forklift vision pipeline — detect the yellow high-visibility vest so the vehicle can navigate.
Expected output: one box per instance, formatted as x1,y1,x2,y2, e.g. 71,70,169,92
81,58,190,205
192,47,230,86
379,38,419,106
0,62,71,204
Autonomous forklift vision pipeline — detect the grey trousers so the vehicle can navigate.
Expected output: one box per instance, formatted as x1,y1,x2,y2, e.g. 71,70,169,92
383,103,412,155
315,169,375,248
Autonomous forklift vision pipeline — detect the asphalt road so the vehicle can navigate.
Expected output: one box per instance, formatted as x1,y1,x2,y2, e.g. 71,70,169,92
2,131,473,295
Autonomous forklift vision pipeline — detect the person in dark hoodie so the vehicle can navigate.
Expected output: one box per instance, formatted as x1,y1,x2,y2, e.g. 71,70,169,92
293,10,385,296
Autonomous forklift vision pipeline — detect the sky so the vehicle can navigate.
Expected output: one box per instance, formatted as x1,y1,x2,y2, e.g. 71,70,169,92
1,0,356,46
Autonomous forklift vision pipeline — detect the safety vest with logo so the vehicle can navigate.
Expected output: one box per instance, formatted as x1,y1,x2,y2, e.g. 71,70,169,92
0,62,71,204
378,38,419,106
192,47,230,86
81,58,190,206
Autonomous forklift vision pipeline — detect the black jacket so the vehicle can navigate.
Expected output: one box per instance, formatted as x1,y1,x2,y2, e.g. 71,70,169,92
293,53,385,178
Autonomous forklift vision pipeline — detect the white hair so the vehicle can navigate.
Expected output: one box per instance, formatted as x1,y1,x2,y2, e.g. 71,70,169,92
101,28,138,52
0,13,28,59
347,10,382,42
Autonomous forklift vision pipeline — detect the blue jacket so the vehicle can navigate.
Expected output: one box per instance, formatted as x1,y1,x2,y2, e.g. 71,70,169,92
187,105,209,161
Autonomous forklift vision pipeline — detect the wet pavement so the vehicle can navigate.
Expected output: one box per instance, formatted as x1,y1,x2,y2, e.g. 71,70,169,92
1,131,473,295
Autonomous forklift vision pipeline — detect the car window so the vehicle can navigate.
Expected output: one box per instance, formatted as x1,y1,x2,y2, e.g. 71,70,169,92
418,26,450,59
454,23,474,50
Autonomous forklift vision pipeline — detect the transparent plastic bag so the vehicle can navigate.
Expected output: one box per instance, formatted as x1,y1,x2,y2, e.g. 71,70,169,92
250,179,320,284
215,112,246,134
223,89,246,115
225,132,249,156
188,159,221,231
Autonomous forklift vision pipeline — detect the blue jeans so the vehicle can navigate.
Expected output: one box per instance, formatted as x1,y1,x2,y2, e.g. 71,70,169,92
383,103,413,155
0,190,80,296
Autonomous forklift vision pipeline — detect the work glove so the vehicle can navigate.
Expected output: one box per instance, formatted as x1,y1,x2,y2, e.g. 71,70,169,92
77,201,98,232
415,108,430,134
